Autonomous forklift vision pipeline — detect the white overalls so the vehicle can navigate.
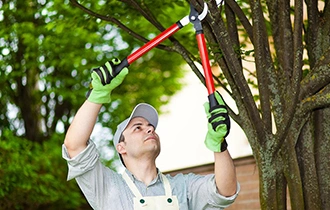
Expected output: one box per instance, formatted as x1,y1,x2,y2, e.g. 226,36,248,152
122,172,180,210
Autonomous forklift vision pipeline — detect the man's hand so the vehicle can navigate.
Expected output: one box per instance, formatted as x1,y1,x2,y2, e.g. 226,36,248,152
204,91,230,152
87,58,128,104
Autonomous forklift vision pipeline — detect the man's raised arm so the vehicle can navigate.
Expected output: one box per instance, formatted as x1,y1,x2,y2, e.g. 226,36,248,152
64,59,129,158
64,101,102,158
203,91,238,196
214,150,237,196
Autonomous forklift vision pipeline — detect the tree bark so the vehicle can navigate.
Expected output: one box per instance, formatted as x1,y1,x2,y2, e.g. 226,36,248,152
296,116,322,210
314,108,330,209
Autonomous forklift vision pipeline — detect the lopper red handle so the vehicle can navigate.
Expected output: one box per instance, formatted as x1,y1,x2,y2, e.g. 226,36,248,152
114,23,182,75
127,24,181,64
196,33,217,107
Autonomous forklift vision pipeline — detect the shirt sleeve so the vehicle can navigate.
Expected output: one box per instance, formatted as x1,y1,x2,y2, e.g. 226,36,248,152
186,173,240,209
62,140,123,209
62,140,100,181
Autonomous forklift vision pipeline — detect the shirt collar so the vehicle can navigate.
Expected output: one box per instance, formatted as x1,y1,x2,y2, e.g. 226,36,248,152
125,168,162,186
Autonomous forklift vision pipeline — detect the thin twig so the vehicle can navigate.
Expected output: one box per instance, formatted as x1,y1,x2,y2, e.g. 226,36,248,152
69,0,172,51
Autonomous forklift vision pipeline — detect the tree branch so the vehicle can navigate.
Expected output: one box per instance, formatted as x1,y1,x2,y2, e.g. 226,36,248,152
273,0,305,151
291,0,304,93
69,0,172,52
304,0,321,67
224,0,242,67
172,41,206,86
206,1,265,139
300,47,330,100
267,0,294,80
323,0,330,27
121,0,165,31
250,0,272,132
301,85,330,113
226,0,254,44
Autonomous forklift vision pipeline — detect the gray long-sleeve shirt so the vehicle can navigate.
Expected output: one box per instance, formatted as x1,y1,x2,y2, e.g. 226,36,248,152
62,140,240,210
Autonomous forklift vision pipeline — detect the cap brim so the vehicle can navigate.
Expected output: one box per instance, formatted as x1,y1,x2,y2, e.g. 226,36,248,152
113,103,158,147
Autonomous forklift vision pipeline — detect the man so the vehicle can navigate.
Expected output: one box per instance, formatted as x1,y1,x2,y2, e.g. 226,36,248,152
62,59,240,210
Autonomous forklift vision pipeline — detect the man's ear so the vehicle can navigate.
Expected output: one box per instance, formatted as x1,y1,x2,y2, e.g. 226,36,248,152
116,142,126,155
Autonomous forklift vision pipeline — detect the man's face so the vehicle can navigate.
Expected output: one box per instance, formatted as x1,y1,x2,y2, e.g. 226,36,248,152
120,117,161,161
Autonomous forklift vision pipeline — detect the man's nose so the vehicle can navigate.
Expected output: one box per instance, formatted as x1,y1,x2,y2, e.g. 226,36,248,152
147,126,154,133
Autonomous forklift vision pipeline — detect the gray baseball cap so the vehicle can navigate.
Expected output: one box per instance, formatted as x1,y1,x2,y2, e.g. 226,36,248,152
113,103,158,148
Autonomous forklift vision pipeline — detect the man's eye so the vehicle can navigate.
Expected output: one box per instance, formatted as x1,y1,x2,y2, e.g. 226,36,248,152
134,126,141,130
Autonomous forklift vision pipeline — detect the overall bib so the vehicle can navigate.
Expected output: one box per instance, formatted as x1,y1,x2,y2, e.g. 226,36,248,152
122,172,180,210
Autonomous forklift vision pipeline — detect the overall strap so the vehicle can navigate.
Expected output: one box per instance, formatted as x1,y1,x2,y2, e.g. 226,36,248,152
161,174,173,197
122,171,143,198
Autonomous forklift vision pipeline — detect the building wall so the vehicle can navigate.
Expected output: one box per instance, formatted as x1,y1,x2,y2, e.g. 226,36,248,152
164,155,261,210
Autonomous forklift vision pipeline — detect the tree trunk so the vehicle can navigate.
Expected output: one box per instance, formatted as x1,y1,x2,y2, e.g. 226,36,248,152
281,145,305,210
257,153,278,209
296,117,321,210
314,108,330,209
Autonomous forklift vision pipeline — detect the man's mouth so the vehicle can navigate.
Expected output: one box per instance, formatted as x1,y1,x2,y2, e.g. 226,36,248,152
145,135,157,141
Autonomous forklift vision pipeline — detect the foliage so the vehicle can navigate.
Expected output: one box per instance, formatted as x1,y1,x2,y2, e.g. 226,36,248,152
0,0,184,141
0,129,88,209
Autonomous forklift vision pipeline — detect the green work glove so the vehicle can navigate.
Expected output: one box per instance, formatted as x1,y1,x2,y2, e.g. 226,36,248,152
87,58,128,104
204,91,230,152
